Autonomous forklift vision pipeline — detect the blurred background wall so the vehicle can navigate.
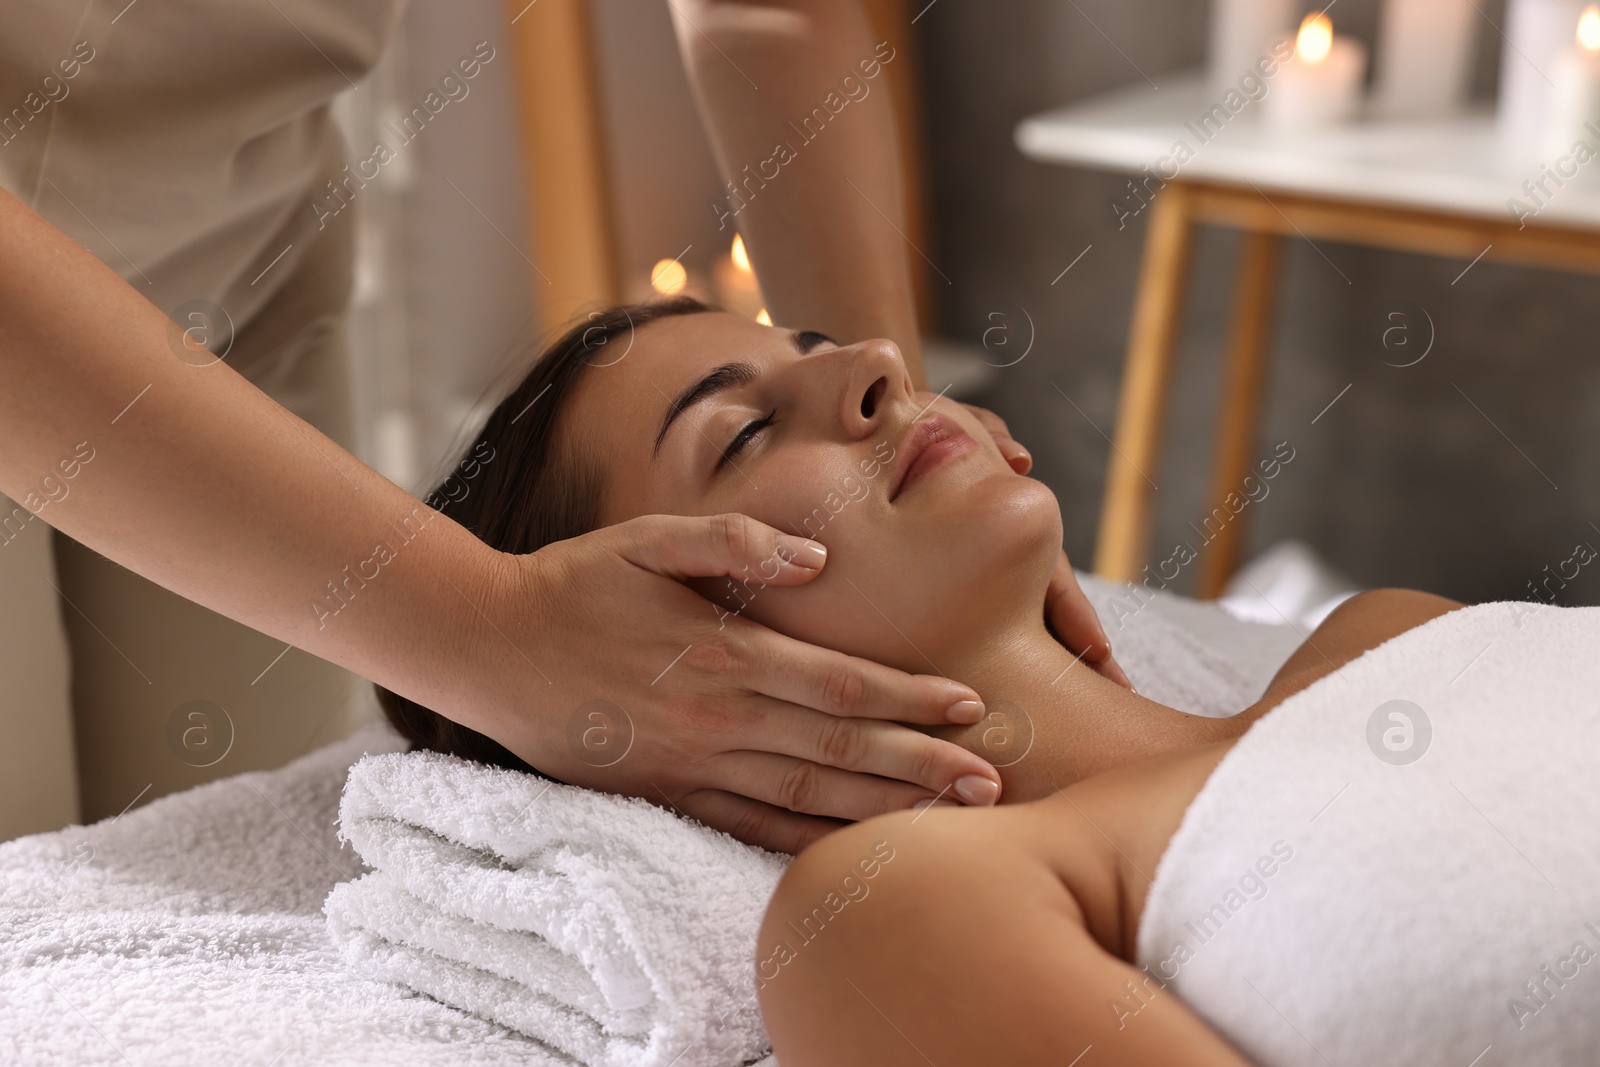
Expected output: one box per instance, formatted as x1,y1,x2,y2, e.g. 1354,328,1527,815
914,0,1600,605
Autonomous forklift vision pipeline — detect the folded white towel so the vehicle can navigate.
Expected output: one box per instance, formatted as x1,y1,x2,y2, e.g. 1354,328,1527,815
1136,602,1600,1065
328,750,787,1067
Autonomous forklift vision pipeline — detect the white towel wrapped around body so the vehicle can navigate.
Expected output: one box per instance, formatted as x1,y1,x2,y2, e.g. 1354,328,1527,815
1136,602,1600,1066
327,751,787,1067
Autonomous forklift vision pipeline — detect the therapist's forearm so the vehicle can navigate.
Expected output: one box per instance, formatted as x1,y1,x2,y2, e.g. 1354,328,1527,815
0,189,512,727
672,0,926,385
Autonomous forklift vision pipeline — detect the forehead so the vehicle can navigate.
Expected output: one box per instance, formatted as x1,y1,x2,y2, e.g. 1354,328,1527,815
566,310,773,433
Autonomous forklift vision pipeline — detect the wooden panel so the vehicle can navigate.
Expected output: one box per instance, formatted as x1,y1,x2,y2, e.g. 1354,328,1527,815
504,0,621,332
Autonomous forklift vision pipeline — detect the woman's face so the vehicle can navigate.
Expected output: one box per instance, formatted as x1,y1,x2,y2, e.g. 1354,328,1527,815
562,311,1063,675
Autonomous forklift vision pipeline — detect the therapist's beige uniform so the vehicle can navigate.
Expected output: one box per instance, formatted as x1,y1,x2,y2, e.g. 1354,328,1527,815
0,0,404,825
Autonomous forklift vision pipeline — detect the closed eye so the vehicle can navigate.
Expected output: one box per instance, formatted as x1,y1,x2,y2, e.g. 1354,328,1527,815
719,408,776,471
794,330,835,354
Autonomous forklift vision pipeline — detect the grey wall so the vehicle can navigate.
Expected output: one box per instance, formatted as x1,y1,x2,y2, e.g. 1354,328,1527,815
915,0,1600,606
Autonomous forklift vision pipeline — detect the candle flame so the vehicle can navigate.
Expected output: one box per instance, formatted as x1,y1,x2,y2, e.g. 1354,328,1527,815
731,233,752,274
755,308,772,326
1296,13,1334,65
1580,5,1600,53
650,258,687,295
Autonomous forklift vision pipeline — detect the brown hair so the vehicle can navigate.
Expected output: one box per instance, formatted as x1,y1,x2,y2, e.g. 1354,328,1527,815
374,296,715,772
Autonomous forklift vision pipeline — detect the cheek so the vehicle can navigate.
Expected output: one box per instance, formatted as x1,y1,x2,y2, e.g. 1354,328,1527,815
701,471,904,658
738,559,897,663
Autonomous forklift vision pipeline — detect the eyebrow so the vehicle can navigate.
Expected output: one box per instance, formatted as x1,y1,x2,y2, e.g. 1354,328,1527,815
651,330,836,457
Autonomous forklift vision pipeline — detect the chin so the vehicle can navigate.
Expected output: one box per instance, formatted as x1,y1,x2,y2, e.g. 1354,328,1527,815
879,472,1063,662
973,473,1064,579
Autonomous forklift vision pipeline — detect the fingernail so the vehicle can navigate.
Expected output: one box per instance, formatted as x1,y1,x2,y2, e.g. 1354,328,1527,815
954,774,1000,807
778,537,827,571
947,698,985,724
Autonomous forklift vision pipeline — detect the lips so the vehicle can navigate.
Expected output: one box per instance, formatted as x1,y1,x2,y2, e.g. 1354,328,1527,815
890,415,979,502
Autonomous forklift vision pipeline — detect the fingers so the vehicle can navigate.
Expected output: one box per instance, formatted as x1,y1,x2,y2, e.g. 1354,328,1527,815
720,690,1002,802
1044,551,1136,691
732,706,1002,803
611,513,828,586
726,613,985,726
703,751,938,822
672,789,850,855
962,402,1032,474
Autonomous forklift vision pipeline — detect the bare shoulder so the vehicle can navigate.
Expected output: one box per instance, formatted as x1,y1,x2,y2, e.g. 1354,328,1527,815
759,792,1254,1066
1250,587,1467,717
1319,586,1466,630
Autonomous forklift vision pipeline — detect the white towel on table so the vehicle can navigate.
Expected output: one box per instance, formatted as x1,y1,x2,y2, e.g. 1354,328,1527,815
0,725,572,1067
327,751,787,1067
1136,602,1600,1066
1075,571,1307,716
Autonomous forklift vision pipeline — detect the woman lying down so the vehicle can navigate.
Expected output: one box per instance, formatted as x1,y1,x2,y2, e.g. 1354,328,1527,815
379,297,1600,1066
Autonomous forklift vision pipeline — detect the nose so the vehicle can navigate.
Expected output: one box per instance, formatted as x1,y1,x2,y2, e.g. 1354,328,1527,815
833,337,914,440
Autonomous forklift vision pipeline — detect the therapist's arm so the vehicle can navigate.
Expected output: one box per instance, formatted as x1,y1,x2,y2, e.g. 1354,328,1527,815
668,0,923,377
0,188,999,853
671,0,1132,688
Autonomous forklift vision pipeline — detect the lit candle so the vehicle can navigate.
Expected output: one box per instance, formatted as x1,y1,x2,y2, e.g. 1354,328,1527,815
710,234,766,319
1264,14,1370,130
1374,0,1479,119
649,257,688,295
1544,5,1600,157
1209,0,1297,97
1499,0,1586,156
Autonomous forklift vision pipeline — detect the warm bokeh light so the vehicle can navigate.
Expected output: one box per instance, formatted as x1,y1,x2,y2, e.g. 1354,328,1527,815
1296,13,1334,65
650,257,687,295
755,308,772,325
731,233,751,274
1580,5,1600,52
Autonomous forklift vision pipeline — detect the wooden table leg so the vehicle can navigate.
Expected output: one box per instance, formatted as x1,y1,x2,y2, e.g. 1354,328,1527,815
1196,229,1282,599
1093,182,1197,584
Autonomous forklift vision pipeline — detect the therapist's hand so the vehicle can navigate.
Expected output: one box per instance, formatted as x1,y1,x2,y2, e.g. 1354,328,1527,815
962,402,1134,691
480,512,1002,854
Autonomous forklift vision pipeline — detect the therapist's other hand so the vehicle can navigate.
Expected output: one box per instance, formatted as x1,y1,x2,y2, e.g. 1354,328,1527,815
482,513,1002,854
962,402,1134,692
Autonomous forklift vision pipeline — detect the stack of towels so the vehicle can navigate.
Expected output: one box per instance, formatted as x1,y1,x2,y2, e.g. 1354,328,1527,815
325,751,787,1067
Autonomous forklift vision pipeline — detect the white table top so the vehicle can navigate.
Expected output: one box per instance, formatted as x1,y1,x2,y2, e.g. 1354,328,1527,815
1015,71,1600,232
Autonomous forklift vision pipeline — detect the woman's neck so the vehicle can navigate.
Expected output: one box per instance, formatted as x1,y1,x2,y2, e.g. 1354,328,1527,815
925,617,1241,803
